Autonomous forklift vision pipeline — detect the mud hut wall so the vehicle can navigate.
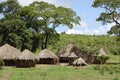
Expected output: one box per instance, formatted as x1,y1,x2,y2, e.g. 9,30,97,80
3,59,16,66
16,60,36,67
39,58,57,64
59,57,69,63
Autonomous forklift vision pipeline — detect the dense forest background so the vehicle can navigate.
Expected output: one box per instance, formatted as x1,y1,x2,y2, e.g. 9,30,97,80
36,34,120,56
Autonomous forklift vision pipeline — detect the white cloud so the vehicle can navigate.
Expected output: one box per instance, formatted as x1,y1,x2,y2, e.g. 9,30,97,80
18,0,34,6
66,29,84,34
65,22,114,35
73,21,87,28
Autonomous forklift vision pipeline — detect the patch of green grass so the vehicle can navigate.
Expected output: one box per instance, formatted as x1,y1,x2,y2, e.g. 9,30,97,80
108,54,120,63
0,65,118,80
0,67,9,77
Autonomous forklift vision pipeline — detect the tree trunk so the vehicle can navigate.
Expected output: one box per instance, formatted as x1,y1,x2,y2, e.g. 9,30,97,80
44,32,49,49
41,43,44,50
41,31,49,50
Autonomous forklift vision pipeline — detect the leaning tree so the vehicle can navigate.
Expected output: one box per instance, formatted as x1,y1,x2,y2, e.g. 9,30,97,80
92,0,120,36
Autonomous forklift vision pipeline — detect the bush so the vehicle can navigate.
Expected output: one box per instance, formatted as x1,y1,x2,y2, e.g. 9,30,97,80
113,76,119,80
0,60,4,69
94,56,110,64
93,65,100,70
99,67,105,75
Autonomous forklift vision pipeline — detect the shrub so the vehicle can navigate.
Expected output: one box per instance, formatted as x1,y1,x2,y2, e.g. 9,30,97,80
93,65,100,70
0,60,4,69
99,67,105,75
94,56,110,64
113,76,119,80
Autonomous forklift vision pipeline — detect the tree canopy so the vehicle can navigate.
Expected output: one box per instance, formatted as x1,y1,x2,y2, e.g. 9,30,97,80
21,1,80,49
92,0,120,36
0,0,80,51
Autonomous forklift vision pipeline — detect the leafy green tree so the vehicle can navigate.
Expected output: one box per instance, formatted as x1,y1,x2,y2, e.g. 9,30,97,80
18,5,42,50
0,0,38,51
108,25,120,36
92,0,120,35
0,0,80,51
30,1,80,49
0,0,21,17
0,18,24,49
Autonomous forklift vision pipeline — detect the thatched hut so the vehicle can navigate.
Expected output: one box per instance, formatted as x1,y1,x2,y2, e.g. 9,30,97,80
38,49,59,64
0,44,20,66
98,48,107,56
68,52,78,65
94,48,109,64
16,49,38,67
73,57,87,66
57,44,82,63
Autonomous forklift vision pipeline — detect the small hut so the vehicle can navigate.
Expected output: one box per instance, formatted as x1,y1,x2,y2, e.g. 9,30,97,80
16,49,38,67
0,44,20,66
68,52,78,65
57,44,82,63
98,48,107,56
38,49,59,64
73,57,87,66
94,48,109,64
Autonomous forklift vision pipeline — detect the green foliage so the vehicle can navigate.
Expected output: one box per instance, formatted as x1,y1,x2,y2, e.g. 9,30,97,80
48,34,119,55
29,1,80,49
93,65,120,79
0,65,119,80
113,76,119,80
0,60,4,69
94,56,110,64
0,0,80,51
108,25,120,36
92,0,120,36
0,0,21,15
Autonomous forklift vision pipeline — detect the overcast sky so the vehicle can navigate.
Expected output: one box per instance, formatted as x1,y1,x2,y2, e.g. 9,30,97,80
0,0,113,35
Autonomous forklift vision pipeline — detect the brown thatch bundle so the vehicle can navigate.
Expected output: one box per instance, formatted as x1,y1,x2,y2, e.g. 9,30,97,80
0,44,20,66
73,57,87,66
68,52,78,65
38,49,59,64
17,49,38,60
0,44,20,60
56,44,81,63
16,49,38,67
98,48,107,56
57,44,81,57
68,52,78,58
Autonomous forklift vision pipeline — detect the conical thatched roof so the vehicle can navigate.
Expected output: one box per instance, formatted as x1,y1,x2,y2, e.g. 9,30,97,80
38,49,58,59
73,57,87,65
68,52,78,58
98,48,107,56
57,44,81,57
0,44,20,60
17,49,38,60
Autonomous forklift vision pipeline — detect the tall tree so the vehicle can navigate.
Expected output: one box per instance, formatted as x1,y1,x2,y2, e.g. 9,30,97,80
92,0,120,36
30,1,80,49
0,0,38,51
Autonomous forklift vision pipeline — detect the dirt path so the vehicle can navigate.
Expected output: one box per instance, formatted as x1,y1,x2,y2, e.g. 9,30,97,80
0,72,12,80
